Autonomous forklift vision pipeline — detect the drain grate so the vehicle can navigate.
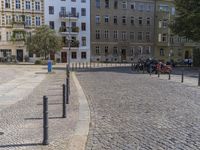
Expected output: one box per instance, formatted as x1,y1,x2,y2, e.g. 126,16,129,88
0,132,4,135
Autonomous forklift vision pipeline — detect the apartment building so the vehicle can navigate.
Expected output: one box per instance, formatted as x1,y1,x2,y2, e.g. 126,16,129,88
154,0,199,63
0,0,44,62
91,0,155,62
45,0,90,63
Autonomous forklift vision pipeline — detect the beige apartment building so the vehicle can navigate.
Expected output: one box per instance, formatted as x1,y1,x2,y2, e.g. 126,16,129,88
91,0,155,62
0,0,44,62
154,0,199,63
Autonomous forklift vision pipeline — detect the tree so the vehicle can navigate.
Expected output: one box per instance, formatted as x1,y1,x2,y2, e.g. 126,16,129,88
26,25,62,59
171,0,200,42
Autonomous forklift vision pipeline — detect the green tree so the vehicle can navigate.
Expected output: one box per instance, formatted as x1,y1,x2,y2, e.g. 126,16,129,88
171,0,200,42
26,25,62,59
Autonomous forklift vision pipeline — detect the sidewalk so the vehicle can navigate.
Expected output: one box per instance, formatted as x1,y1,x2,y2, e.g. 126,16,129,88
0,69,87,150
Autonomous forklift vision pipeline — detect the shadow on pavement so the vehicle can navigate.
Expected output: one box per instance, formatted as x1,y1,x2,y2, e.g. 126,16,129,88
0,143,42,148
24,116,62,120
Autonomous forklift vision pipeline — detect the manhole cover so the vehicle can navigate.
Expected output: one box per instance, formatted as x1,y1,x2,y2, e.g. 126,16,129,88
0,132,4,135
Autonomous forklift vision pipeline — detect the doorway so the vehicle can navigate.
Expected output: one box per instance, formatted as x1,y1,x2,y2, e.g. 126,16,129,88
185,51,189,59
61,52,67,63
16,49,23,62
121,49,126,61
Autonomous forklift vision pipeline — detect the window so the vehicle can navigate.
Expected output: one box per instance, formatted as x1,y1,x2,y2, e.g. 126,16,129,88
105,0,109,8
6,15,12,25
171,7,176,15
130,32,134,40
131,3,135,10
96,0,100,8
0,32,1,41
138,32,142,41
5,0,11,8
25,1,31,9
81,52,87,59
160,48,164,56
49,6,54,14
122,16,126,24
113,47,118,55
122,2,127,9
139,17,142,25
130,48,134,56
105,16,109,23
81,0,86,3
6,32,11,41
162,19,168,28
104,30,109,39
131,16,134,25
96,30,100,39
114,0,118,9
49,21,54,29
146,32,150,41
122,31,126,40
16,0,20,9
25,16,31,26
35,1,40,11
147,17,150,25
35,16,40,26
95,15,100,24
105,46,108,55
162,33,167,42
138,4,144,11
114,31,118,39
96,46,100,54
81,8,86,16
81,22,86,31
159,5,169,12
82,37,86,46
71,52,77,59
114,16,117,24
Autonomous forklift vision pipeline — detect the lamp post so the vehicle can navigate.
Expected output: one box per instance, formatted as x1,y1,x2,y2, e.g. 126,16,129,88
66,12,71,69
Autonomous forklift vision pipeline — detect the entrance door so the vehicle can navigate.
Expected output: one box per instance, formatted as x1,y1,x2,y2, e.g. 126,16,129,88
121,49,126,61
50,51,55,60
61,52,67,63
16,49,23,62
185,51,189,59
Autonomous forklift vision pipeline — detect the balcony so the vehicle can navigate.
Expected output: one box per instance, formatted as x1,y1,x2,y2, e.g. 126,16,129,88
12,21,25,29
59,11,79,20
59,26,79,34
64,40,79,48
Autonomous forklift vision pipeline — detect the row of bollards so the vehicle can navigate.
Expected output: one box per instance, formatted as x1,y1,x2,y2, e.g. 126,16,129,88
42,64,71,145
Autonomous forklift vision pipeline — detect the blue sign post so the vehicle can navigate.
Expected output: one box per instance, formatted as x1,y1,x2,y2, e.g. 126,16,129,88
47,60,52,73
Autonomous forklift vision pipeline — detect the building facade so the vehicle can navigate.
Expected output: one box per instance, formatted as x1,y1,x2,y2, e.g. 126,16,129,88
45,0,91,63
154,0,198,63
0,0,44,62
91,0,155,62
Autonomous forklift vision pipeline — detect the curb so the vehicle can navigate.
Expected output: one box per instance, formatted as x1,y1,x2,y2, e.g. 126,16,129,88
69,72,90,150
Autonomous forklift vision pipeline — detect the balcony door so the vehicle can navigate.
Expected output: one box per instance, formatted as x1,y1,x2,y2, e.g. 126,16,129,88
71,7,76,17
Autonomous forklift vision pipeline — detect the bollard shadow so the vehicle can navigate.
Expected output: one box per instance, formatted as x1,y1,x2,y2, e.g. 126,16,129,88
24,116,63,120
37,102,62,106
0,143,42,148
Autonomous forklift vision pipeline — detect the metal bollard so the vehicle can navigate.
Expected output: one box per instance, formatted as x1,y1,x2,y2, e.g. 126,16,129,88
158,71,160,78
198,72,200,86
143,65,145,74
66,78,69,104
62,84,66,118
131,62,133,71
43,96,49,145
168,72,171,80
181,70,184,83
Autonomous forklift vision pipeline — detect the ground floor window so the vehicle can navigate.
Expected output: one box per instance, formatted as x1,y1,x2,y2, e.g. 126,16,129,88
0,49,11,57
160,48,164,56
71,52,77,59
81,52,87,59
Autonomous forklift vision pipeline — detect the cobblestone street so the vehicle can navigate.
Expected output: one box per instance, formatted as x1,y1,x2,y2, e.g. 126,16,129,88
0,66,79,150
76,68,200,150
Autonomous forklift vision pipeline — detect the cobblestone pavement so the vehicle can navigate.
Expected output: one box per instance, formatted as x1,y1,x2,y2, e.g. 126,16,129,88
0,65,46,111
76,67,200,150
0,69,79,150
